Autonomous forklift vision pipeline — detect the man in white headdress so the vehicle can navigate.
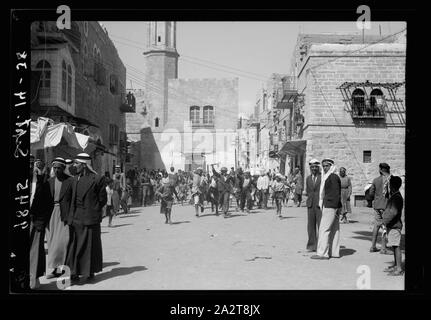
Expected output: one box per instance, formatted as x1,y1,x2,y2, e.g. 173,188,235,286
65,153,107,284
43,157,73,279
311,158,342,260
257,169,270,209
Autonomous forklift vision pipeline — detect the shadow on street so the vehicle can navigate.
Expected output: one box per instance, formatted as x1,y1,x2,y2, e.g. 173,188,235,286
118,214,140,218
109,223,133,228
170,221,191,225
103,261,120,268
77,266,149,285
339,248,356,257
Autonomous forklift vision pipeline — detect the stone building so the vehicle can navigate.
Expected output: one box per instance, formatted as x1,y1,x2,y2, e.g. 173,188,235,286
125,22,238,172
30,21,133,176
280,32,406,204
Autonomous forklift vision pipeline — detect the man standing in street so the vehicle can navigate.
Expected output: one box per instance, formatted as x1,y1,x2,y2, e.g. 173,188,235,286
293,167,304,207
305,159,322,252
311,158,341,260
192,167,204,217
257,169,270,210
44,158,73,279
369,163,392,254
29,155,49,289
240,170,254,213
66,153,107,284
141,172,152,207
212,165,233,217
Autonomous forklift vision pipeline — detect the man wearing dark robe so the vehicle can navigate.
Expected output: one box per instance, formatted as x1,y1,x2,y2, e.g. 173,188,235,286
29,155,49,289
66,153,107,284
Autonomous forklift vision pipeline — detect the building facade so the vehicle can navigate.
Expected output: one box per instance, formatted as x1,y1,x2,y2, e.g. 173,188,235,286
30,21,134,176
281,32,406,204
125,22,239,172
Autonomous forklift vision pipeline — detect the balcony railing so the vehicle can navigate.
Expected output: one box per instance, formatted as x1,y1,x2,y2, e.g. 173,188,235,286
351,101,386,119
120,92,136,113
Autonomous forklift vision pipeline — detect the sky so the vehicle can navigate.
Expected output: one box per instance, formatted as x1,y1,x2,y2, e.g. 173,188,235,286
100,21,406,118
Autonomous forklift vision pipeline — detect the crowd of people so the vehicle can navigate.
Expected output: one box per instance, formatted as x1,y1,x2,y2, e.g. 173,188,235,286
28,153,404,289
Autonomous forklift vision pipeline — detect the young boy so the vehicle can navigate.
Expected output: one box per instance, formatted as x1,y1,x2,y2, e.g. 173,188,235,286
105,179,115,227
382,176,404,276
156,177,180,224
271,174,287,217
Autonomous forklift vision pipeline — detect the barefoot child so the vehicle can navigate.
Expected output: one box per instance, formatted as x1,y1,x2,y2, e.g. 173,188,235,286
156,177,180,224
382,176,404,276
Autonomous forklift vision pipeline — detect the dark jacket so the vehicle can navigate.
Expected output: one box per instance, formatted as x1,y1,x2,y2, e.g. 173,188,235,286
323,173,342,209
67,173,107,226
383,191,403,230
369,175,389,210
305,173,321,208
45,174,73,223
212,168,233,193
30,174,49,231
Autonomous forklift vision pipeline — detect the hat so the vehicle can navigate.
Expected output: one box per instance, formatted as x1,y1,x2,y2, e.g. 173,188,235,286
276,173,283,179
309,158,320,165
321,158,334,165
51,157,66,167
115,165,121,169
74,153,97,174
196,167,203,171
379,163,390,171
220,167,228,172
65,159,73,165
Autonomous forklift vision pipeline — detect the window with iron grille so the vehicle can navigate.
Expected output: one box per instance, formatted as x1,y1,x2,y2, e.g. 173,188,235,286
363,150,371,163
352,88,365,117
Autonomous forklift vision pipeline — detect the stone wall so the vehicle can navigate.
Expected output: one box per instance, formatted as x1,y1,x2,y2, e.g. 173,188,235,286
298,43,406,200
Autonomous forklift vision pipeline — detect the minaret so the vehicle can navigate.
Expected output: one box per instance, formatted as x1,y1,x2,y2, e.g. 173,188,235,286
143,21,179,128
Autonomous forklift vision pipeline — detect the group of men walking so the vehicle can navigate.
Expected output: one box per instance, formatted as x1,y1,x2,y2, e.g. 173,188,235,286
29,153,107,289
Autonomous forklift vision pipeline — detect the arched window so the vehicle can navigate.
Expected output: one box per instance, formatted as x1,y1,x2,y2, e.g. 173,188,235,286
352,88,365,116
190,106,200,124
369,88,384,117
35,60,51,98
67,65,72,106
155,117,159,127
61,60,67,102
203,105,214,124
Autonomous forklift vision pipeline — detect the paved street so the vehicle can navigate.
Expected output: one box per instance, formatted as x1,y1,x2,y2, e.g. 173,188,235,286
38,201,404,290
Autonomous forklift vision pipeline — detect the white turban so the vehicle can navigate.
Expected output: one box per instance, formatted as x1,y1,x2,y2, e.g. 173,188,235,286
75,153,97,174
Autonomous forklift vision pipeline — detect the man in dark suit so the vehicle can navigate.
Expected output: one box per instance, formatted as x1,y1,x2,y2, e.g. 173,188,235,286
212,165,234,217
66,153,107,284
305,159,322,252
369,163,391,254
29,155,50,289
42,157,73,279
311,158,342,260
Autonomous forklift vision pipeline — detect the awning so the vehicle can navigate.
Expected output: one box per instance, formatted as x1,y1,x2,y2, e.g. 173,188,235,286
34,105,99,128
278,140,307,157
30,117,90,150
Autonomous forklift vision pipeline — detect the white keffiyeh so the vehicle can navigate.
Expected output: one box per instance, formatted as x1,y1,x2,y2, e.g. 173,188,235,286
319,164,337,209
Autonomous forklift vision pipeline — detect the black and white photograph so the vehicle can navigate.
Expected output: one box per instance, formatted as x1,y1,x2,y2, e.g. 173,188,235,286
8,6,423,303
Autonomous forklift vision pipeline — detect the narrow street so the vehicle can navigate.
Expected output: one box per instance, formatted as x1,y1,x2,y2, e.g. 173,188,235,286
38,202,404,290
